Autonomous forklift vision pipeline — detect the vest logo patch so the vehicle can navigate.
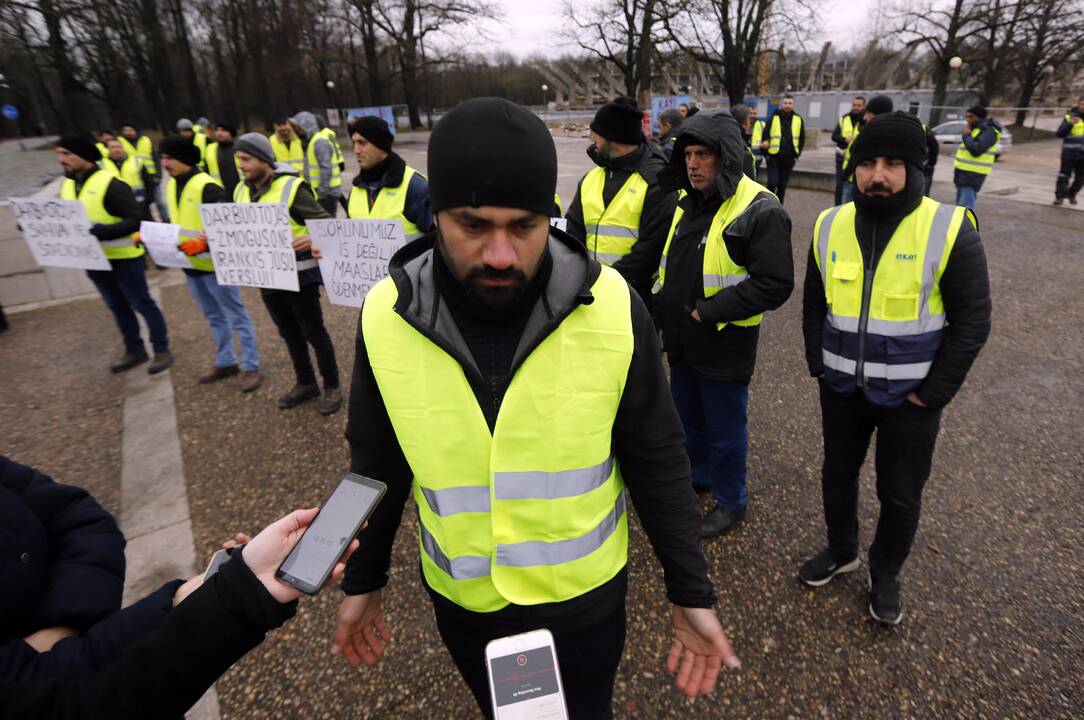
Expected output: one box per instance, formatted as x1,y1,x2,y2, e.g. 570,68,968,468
895,253,916,262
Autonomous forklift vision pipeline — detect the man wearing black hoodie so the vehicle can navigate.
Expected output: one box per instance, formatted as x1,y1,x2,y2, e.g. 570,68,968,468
565,96,677,303
654,111,794,538
800,112,991,625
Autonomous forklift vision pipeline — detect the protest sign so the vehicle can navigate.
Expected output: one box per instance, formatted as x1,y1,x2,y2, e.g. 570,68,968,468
139,221,189,269
650,95,691,134
307,218,406,307
9,197,110,271
199,202,298,292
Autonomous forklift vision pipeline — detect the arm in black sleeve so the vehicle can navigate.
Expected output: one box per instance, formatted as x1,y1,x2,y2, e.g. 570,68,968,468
1054,117,1072,139
93,177,145,240
2,459,126,631
802,244,827,376
341,309,413,595
797,117,806,156
914,221,991,408
612,183,676,289
615,291,716,608
288,180,332,223
831,120,847,150
963,126,997,157
201,182,229,204
563,177,587,244
696,197,794,325
403,173,435,234
2,554,296,720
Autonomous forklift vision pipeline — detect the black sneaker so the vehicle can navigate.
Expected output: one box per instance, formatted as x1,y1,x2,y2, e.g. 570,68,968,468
111,352,149,373
798,549,860,587
277,383,319,409
869,574,903,625
1053,198,1064,206
148,351,175,375
1070,196,1079,206
700,505,745,538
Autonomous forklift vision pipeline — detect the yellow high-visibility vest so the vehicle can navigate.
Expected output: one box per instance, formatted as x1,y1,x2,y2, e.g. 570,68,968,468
204,142,241,184
813,197,968,406
166,171,221,272
579,167,648,266
270,134,305,174
234,175,316,272
305,128,343,192
768,113,803,155
656,175,772,329
954,126,1001,176
361,264,633,612
60,170,144,260
347,166,424,240
120,135,157,176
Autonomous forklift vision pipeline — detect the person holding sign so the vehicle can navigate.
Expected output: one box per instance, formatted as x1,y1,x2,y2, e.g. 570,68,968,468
159,136,263,391
232,132,340,414
344,116,433,238
56,135,173,374
333,98,739,718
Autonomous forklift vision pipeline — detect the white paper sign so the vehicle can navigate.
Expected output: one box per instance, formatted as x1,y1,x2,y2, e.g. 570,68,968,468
139,221,189,269
307,218,406,307
550,217,568,232
9,197,110,270
199,203,298,292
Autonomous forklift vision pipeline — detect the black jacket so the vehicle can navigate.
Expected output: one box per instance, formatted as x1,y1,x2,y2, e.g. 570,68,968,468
925,127,940,170
241,170,331,288
342,230,716,629
802,176,992,409
0,551,296,719
1055,108,1084,160
953,118,1000,190
655,111,795,383
565,142,677,299
74,168,146,242
347,152,434,234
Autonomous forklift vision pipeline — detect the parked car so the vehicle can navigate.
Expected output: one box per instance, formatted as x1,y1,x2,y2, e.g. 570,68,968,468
931,120,1013,158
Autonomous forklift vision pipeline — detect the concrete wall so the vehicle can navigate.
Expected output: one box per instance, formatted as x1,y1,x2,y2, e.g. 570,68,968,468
0,177,98,308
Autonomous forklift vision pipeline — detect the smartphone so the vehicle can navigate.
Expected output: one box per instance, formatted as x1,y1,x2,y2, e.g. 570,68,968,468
485,629,569,720
203,548,233,581
275,473,386,595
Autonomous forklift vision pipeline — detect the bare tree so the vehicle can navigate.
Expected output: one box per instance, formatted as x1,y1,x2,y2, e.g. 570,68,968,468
1008,0,1084,125
560,0,663,106
969,0,1027,104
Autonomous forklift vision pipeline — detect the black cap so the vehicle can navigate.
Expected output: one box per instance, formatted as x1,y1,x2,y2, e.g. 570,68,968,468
57,134,100,163
428,97,557,217
866,94,894,117
590,96,644,145
348,116,394,153
214,121,238,137
158,135,201,167
967,105,988,119
845,111,928,175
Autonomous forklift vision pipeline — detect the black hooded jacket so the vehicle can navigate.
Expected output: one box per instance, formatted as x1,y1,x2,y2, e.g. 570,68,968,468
655,111,795,383
565,142,677,299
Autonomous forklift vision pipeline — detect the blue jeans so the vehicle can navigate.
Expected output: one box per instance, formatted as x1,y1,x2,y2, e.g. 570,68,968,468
955,185,977,211
669,364,749,511
87,256,169,355
185,273,260,371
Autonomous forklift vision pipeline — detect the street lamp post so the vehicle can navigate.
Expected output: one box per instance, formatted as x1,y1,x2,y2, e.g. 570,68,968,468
541,84,549,125
326,80,339,130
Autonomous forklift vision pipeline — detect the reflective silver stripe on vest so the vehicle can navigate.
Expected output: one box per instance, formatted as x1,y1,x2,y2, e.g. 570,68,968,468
822,349,932,380
194,252,212,260
593,224,639,239
420,523,491,579
494,455,613,501
703,274,746,289
816,205,843,289
595,252,625,265
296,258,318,271
956,157,994,168
496,492,626,568
828,313,946,336
178,229,200,238
100,238,133,248
422,486,491,516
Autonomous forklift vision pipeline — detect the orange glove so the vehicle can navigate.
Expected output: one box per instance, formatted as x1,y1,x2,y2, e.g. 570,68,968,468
179,238,209,256
133,231,142,245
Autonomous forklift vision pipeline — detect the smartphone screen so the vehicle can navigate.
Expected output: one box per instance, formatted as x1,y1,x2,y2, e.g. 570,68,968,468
488,643,568,720
276,474,385,594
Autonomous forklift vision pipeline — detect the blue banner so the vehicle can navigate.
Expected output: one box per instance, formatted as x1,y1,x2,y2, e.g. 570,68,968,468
344,106,397,136
650,96,691,134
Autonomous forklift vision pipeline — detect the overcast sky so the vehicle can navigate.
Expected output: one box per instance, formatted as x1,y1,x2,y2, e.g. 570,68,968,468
486,0,879,59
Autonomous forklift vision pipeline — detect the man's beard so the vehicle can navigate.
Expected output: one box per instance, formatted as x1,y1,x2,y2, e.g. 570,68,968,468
437,235,530,315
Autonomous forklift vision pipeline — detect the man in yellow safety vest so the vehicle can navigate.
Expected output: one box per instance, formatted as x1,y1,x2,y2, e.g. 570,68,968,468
269,116,305,175
119,122,160,215
54,134,173,374
800,112,991,625
953,105,1001,212
763,94,805,204
102,137,147,206
331,97,739,717
292,111,343,217
1053,96,1084,206
831,96,866,205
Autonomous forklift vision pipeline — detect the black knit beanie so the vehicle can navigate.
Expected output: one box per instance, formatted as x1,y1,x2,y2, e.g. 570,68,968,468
158,135,201,167
348,116,394,153
214,122,238,138
428,97,557,217
845,111,927,175
590,96,644,145
866,94,894,117
967,105,988,119
57,134,100,163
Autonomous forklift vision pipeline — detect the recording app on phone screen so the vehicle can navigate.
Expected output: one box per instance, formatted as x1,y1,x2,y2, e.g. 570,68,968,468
278,480,381,588
490,646,564,719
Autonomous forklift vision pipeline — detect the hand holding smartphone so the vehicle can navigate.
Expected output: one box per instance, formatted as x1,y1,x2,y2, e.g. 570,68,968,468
275,473,386,595
485,629,569,720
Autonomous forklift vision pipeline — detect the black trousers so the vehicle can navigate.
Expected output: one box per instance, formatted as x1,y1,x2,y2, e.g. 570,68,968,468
819,383,942,583
1055,156,1084,199
766,157,795,203
433,597,626,720
260,283,339,388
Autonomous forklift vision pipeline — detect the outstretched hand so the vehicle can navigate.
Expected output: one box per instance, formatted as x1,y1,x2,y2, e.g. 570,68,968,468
666,605,741,698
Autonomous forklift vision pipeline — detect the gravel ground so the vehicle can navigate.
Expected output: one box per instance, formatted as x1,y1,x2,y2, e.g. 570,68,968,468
0,297,127,516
